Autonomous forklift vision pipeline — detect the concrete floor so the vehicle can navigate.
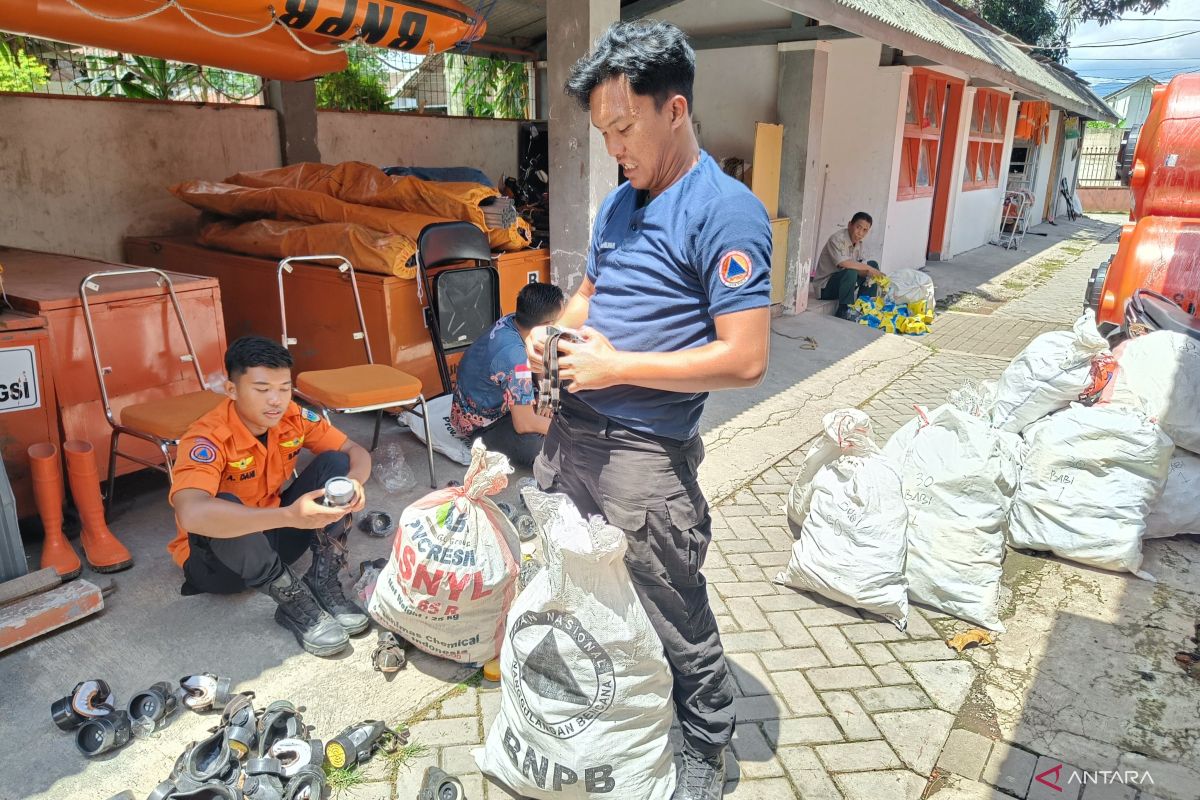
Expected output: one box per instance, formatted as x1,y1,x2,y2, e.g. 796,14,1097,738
0,303,928,799
8,213,1191,800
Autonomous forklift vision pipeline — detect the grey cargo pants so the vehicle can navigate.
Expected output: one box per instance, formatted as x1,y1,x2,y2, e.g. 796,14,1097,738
534,393,735,756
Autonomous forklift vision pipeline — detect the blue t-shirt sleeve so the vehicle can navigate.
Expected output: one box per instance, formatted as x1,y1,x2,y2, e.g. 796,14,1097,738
691,193,773,318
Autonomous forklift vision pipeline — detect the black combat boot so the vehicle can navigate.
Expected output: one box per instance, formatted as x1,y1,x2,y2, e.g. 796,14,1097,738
673,743,726,800
303,526,370,635
265,565,349,657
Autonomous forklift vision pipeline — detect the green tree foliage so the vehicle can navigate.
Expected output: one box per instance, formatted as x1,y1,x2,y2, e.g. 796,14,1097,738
76,54,199,100
450,55,529,119
315,47,392,112
980,0,1060,48
0,41,50,92
1066,0,1171,25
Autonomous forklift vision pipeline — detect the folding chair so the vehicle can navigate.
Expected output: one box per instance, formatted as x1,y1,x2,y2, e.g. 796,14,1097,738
416,221,501,395
276,255,437,488
78,267,224,508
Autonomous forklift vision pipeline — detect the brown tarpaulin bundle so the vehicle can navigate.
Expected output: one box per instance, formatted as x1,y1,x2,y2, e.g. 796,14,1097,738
197,219,417,279
172,181,446,243
170,161,534,271
224,161,498,228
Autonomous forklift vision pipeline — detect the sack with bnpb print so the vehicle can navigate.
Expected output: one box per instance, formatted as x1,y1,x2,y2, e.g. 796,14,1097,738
367,441,520,664
475,489,675,799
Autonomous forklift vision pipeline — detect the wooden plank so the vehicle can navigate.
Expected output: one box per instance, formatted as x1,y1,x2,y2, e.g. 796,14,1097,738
0,579,103,653
751,122,785,219
770,218,791,305
0,567,60,606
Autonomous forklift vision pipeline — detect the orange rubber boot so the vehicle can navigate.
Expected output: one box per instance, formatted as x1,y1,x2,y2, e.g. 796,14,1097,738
63,440,133,573
28,443,82,581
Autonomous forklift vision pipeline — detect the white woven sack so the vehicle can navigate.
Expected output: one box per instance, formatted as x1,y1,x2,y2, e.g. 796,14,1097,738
887,268,936,310
992,310,1109,433
1146,448,1200,539
475,489,675,800
368,441,520,663
883,404,1020,631
1008,404,1171,577
778,409,909,629
398,394,472,466
1107,331,1200,454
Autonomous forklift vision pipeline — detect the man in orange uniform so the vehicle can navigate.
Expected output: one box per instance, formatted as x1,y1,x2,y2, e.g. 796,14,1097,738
170,336,372,657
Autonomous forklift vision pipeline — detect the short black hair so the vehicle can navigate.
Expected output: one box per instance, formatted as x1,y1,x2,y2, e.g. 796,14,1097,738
515,282,565,329
225,335,293,380
851,211,873,226
565,20,695,112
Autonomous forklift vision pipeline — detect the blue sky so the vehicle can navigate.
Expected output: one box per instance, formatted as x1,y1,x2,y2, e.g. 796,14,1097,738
1066,0,1200,97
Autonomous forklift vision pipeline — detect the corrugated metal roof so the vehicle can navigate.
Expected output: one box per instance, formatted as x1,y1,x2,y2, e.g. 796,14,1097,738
472,0,1116,121
828,0,1116,120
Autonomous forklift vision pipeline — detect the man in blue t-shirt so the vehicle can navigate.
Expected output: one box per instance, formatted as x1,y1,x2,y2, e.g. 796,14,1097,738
529,21,772,800
450,282,564,467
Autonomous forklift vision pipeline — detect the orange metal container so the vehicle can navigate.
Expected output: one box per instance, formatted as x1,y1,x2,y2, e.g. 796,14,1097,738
0,311,60,518
1130,75,1200,221
0,247,228,481
123,237,550,395
1095,216,1200,328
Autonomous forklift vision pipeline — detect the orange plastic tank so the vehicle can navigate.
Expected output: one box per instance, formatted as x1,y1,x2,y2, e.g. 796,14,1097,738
1091,216,1200,328
1130,75,1200,221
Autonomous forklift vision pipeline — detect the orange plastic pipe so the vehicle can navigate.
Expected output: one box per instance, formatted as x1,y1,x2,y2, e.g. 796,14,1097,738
0,0,348,80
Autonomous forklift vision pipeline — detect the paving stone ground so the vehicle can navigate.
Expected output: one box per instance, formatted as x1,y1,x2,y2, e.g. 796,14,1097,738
353,217,1179,800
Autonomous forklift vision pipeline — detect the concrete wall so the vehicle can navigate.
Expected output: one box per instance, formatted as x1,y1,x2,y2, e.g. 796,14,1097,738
816,38,906,268
317,111,523,184
691,46,779,163
1079,186,1131,213
0,95,280,263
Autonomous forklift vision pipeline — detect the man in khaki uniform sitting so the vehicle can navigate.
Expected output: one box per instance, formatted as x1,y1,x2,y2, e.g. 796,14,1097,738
812,211,883,321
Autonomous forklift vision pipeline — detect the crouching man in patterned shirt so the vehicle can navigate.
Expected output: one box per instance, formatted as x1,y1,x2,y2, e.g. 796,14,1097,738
450,282,565,467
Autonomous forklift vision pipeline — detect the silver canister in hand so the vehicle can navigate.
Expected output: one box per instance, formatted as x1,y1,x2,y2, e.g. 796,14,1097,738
323,477,356,508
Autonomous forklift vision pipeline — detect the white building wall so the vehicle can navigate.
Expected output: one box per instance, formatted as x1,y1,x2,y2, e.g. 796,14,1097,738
815,38,907,267
0,95,279,263
884,196,934,269
946,91,1018,257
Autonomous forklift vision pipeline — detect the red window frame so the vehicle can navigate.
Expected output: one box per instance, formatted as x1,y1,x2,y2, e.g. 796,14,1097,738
897,69,946,201
963,89,1010,191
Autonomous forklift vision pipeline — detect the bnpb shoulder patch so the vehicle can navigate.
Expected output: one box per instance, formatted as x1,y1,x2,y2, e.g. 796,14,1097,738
189,438,218,464
301,407,321,423
718,250,752,289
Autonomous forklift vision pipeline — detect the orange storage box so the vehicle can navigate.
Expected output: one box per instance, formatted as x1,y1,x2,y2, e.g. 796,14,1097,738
1130,75,1200,221
123,237,551,394
1093,216,1200,328
0,246,228,483
0,311,60,518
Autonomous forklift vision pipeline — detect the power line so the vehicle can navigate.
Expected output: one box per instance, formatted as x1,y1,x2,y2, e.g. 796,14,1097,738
1069,29,1200,47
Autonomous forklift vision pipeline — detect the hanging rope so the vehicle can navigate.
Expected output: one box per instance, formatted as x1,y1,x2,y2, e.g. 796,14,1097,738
63,0,173,23
173,3,277,39
278,22,349,55
456,0,496,55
